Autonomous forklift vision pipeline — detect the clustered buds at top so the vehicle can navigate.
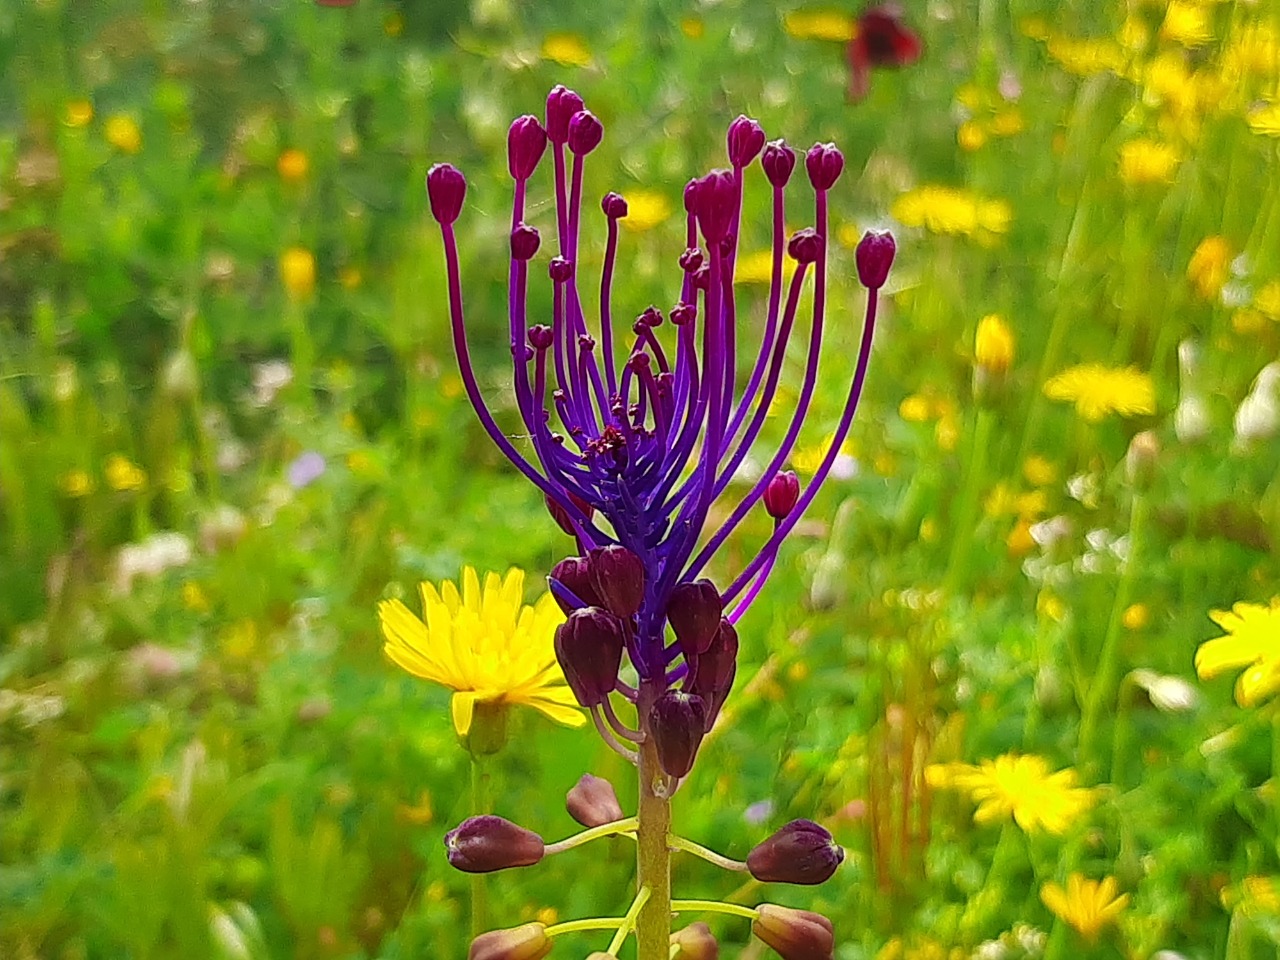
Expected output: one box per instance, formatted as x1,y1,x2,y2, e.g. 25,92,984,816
568,110,604,156
588,545,646,617
671,922,719,960
762,139,796,188
746,819,845,885
507,115,548,181
648,690,708,778
787,228,824,265
510,224,541,261
468,923,552,960
545,85,585,143
804,142,844,191
565,773,625,827
727,115,766,168
686,619,738,724
445,815,545,873
554,607,626,707
763,471,800,520
855,230,896,289
666,579,723,657
602,191,628,219
751,904,835,960
426,163,466,225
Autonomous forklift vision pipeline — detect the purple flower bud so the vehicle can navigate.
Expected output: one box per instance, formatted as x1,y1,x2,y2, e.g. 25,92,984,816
670,302,696,326
804,142,844,191
549,555,602,614
751,905,835,960
679,248,704,273
855,230,896,289
693,169,739,245
691,264,711,290
468,923,552,960
445,815,545,873
687,619,738,723
763,470,800,520
507,115,548,181
602,192,628,219
787,228,824,265
727,115,766,168
666,579,723,658
554,606,625,707
587,545,645,618
565,773,625,827
545,85,585,144
671,922,719,960
426,163,466,225
746,819,844,885
567,110,604,156
627,352,651,372
762,139,796,188
648,690,708,778
529,325,554,350
637,305,663,327
683,178,700,214
545,491,593,535
548,256,574,282
510,223,541,261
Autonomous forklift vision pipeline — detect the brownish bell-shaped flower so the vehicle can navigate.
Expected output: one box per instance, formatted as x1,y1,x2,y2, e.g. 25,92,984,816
468,923,552,960
747,819,844,885
445,815,545,873
751,904,835,960
566,773,626,827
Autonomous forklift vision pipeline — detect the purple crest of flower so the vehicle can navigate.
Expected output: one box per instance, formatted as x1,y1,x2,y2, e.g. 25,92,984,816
567,110,604,156
507,115,548,182
855,230,896,289
546,85,585,143
683,178,700,214
637,305,663,327
529,324,554,350
425,163,466,224
762,140,796,187
287,450,326,488
727,115,766,168
510,223,541,261
763,470,800,520
670,301,696,325
805,142,844,191
602,192,628,219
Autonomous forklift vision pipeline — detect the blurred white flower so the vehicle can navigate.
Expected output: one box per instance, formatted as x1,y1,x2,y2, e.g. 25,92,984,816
250,359,293,407
1232,362,1280,452
1130,668,1199,712
114,532,194,592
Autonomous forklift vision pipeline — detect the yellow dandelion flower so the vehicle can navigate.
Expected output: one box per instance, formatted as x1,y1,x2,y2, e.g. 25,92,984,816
280,247,316,300
1007,517,1036,558
277,148,309,182
1247,103,1280,138
1223,22,1279,77
1195,599,1280,708
1119,139,1180,185
1043,363,1156,422
957,120,987,152
1161,1,1214,47
1227,876,1280,917
926,753,1098,835
1255,280,1280,319
783,9,855,42
990,108,1025,137
1118,16,1150,53
935,412,960,452
1045,35,1125,77
735,249,799,286
620,190,672,233
1123,603,1150,630
1144,51,1193,105
1023,455,1056,487
65,100,93,128
1187,236,1232,300
974,314,1015,376
378,567,585,737
892,185,1013,239
1040,874,1130,943
59,468,95,497
899,394,932,422
1233,308,1267,335
791,432,855,475
104,454,147,492
105,114,142,154
541,33,592,68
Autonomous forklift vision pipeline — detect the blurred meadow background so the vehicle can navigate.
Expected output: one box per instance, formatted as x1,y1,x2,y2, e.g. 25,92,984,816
3,0,1280,958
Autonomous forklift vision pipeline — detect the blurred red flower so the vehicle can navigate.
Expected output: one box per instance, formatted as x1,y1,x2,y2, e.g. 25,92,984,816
847,4,923,101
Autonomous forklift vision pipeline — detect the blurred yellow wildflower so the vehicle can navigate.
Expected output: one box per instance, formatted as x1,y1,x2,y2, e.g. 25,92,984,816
1233,308,1267,336
1195,599,1280,707
1247,104,1280,138
957,121,987,152
104,454,146,492
783,10,855,42
396,790,433,825
1161,1,1214,47
1040,874,1129,943
105,114,142,154
1122,603,1150,630
791,432,856,475
277,148,309,182
378,567,585,736
280,247,316,300
1223,22,1279,78
620,190,672,233
974,314,1015,376
1118,16,1151,52
1007,518,1036,558
983,484,1047,520
1119,139,1180,184
383,11,403,37
1223,875,1280,917
65,100,93,128
1187,236,1233,300
1045,35,1124,76
221,619,259,661
735,249,799,286
899,394,932,422
1023,455,1056,487
1020,17,1050,41
926,753,1097,835
680,16,704,39
892,186,1012,240
60,468,94,497
541,33,592,68
1043,364,1156,422
1255,280,1280,319
182,582,212,614
990,109,1025,137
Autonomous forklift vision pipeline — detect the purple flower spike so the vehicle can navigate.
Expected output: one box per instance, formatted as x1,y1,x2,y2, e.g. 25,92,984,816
507,115,548,181
804,142,844,190
425,163,466,224
727,115,766,168
567,110,604,156
510,223,541,261
555,607,626,707
746,819,844,885
856,230,896,289
762,139,796,187
648,690,708,778
445,815,545,873
693,169,739,245
546,85,585,143
763,470,800,520
602,192,628,219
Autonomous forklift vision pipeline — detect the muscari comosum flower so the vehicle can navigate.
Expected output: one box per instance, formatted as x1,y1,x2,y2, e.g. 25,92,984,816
426,85,892,959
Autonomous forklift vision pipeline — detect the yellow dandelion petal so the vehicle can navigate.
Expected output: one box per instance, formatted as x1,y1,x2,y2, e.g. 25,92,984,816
892,185,1012,239
541,32,592,68
1119,139,1180,185
1247,104,1280,138
783,9,856,42
59,468,95,497
974,314,1015,375
1043,364,1156,422
65,100,94,128
1187,236,1233,300
277,148,309,182
957,120,987,152
927,754,1096,835
1196,600,1280,707
1161,0,1214,47
620,190,673,233
1040,874,1129,944
104,454,147,492
280,247,316,300
105,114,142,154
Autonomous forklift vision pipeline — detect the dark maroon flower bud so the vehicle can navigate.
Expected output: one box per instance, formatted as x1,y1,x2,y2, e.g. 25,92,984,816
627,352,651,372
549,556,602,614
691,264,711,290
554,606,625,707
548,256,574,282
787,228,823,265
648,690,708,778
666,579,723,657
468,923,552,960
638,305,663,327
565,773,625,827
855,230,896,289
545,85,585,144
763,470,800,520
567,110,603,156
529,325,554,350
445,815,545,873
693,169,739,245
507,115,547,181
426,163,466,225
602,191,628,219
670,302,696,326
804,142,844,191
679,248,704,273
762,139,796,188
727,115,766,168
545,491,594,536
587,545,645,618
687,618,738,723
746,819,845,885
510,223,541,261
683,178,700,214
751,904,835,960
671,922,719,960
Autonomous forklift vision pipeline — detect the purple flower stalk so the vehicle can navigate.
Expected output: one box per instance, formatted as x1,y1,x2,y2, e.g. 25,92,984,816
426,87,892,773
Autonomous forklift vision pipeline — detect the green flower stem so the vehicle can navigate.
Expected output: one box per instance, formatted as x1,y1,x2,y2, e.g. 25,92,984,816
544,917,626,937
635,680,673,960
284,300,315,413
1271,705,1280,855
469,756,489,939
605,886,652,955
666,834,748,872
670,899,759,922
543,817,639,856
943,407,994,596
